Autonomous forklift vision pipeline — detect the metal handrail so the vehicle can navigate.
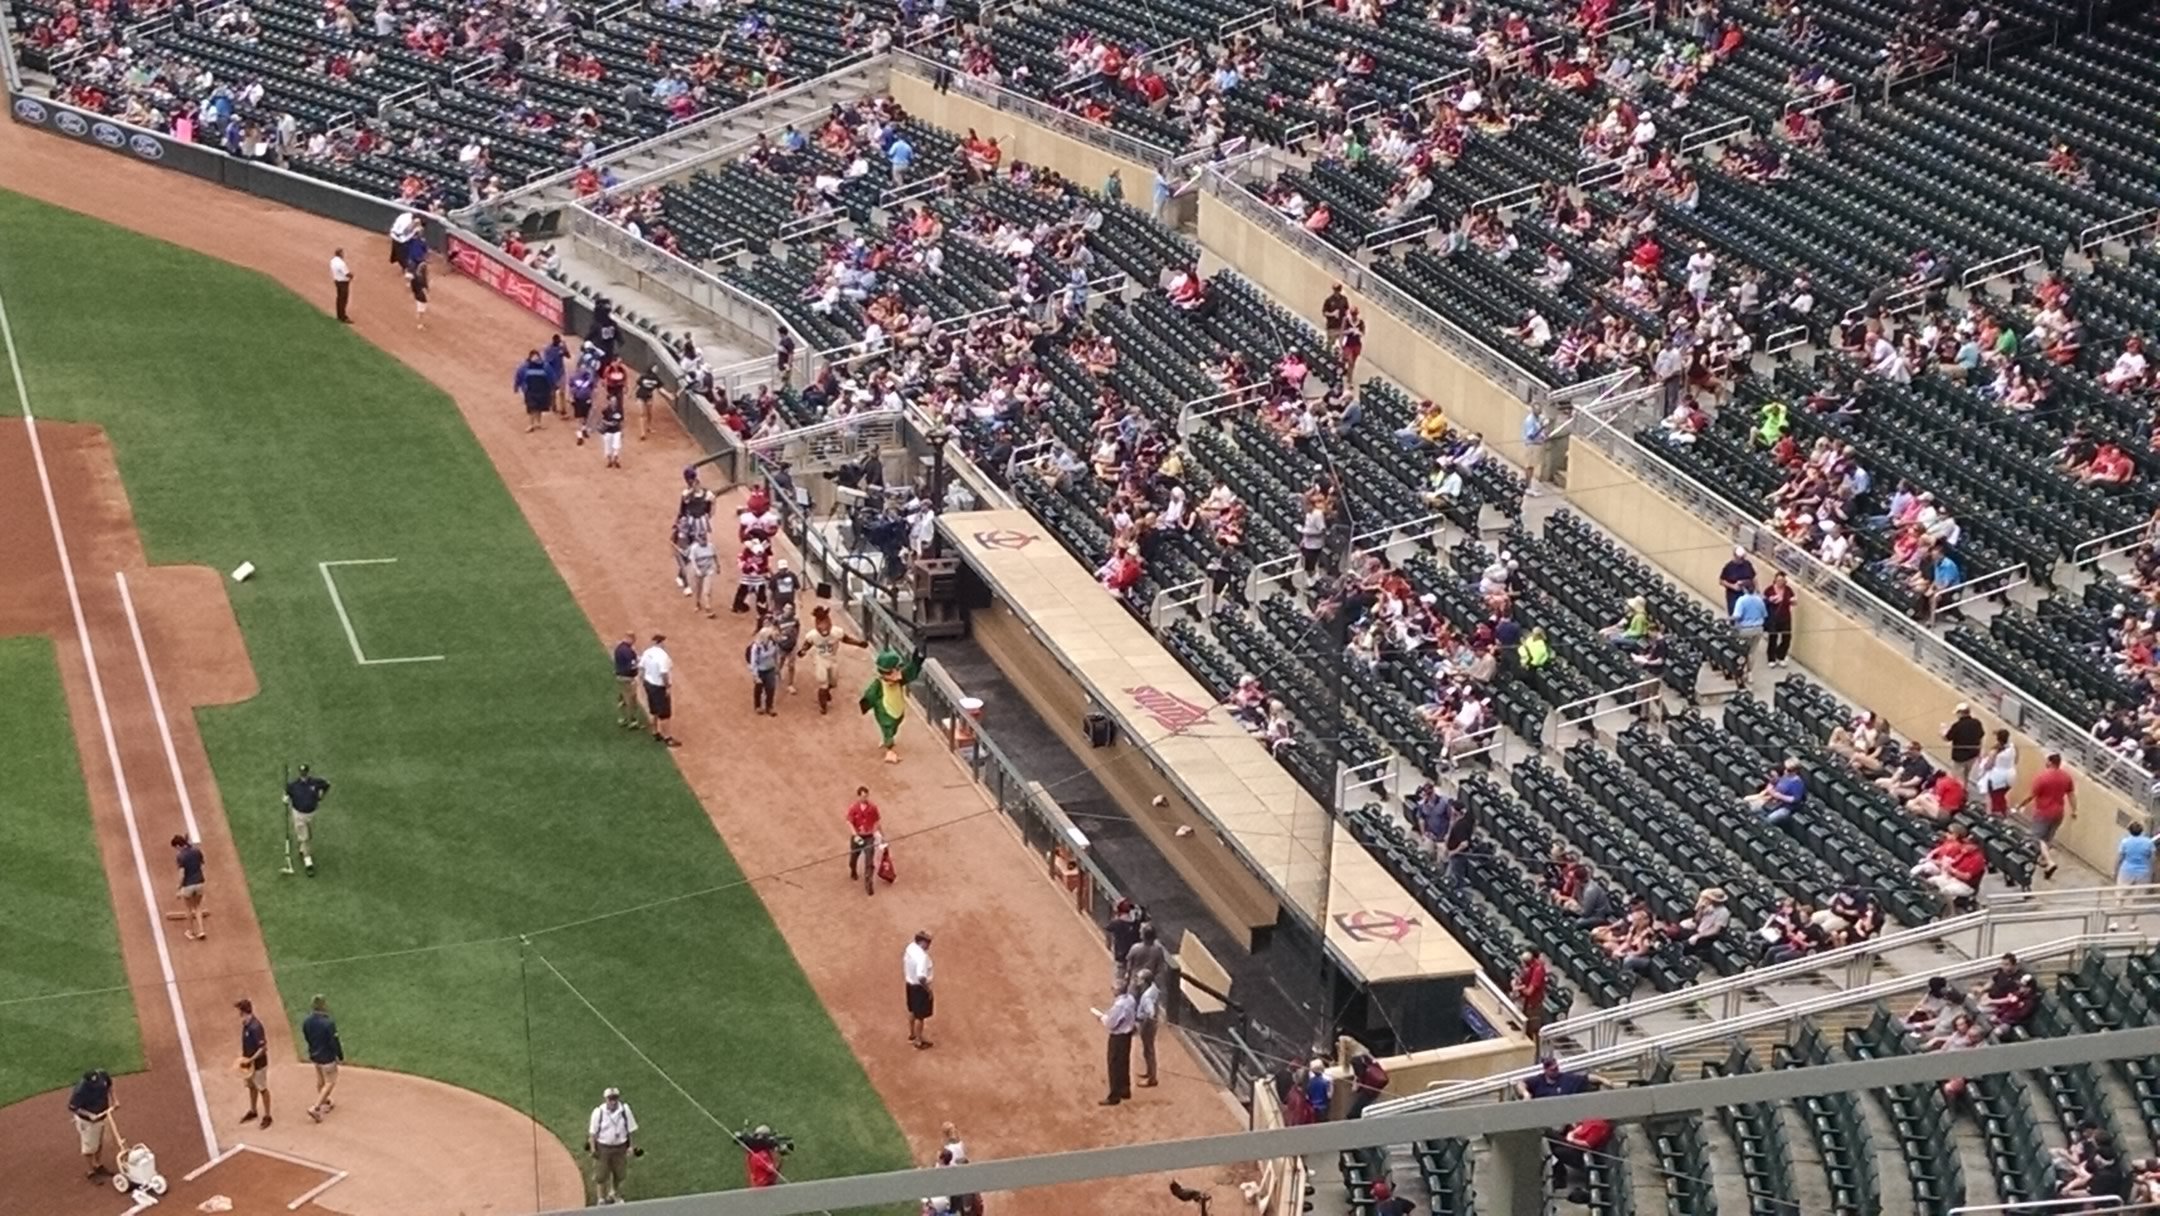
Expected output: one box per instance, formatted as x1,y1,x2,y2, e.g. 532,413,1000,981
2079,206,2159,252
1952,1198,2134,1216
1378,929,2147,1114
2072,520,2147,569
1933,559,2029,617
1678,115,1750,155
1783,81,1854,117
1541,909,1990,1048
1364,215,1436,251
1468,183,1542,216
745,406,901,452
1961,244,2043,290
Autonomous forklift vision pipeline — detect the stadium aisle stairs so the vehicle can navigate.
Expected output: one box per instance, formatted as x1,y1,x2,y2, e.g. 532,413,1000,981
548,240,759,373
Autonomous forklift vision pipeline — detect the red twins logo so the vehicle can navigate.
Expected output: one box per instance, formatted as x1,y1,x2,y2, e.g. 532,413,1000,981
1126,686,1212,732
1334,910,1418,943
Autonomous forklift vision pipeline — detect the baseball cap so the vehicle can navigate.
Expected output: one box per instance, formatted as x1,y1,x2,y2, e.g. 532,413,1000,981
603,1086,621,1099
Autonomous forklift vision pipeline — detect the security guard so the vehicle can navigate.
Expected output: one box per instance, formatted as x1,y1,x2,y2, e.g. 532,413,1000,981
284,765,333,877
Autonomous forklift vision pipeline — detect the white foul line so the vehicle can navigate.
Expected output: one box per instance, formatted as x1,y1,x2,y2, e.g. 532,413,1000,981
0,285,221,1162
115,571,203,843
317,558,445,666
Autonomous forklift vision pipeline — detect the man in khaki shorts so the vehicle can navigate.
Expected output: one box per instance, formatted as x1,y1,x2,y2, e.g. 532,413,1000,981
236,999,272,1128
171,834,207,941
587,1087,639,1204
798,606,867,715
68,1069,116,1180
302,995,344,1121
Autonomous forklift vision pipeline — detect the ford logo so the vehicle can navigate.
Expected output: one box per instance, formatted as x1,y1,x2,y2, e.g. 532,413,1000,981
12,97,48,124
128,133,164,160
91,121,125,147
56,109,89,137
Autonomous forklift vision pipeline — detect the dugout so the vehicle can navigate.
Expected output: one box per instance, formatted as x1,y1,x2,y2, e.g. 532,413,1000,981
946,511,1479,1055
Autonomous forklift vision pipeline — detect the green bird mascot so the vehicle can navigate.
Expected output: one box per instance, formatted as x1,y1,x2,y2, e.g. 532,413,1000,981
860,645,926,764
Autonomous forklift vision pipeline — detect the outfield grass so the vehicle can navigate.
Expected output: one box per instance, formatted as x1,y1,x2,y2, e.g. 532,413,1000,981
0,191,912,1195
0,635,143,1106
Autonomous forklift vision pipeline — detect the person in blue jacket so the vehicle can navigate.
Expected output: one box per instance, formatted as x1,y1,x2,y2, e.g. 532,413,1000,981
515,351,552,432
542,335,570,417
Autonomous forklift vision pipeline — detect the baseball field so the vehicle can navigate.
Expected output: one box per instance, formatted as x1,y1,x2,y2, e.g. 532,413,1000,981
0,111,1237,1216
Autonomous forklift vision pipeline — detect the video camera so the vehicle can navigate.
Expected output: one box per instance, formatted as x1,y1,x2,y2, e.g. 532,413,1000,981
738,1124,795,1155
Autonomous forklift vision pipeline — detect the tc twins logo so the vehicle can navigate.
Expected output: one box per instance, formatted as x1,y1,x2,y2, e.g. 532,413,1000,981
1334,910,1419,943
1126,686,1212,732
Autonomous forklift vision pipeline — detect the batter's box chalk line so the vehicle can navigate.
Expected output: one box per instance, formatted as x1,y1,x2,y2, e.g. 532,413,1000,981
317,558,447,667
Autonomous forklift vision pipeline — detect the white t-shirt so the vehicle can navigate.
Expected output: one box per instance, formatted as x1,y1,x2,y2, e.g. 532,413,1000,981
330,254,350,283
903,940,934,986
589,1101,637,1145
638,645,673,687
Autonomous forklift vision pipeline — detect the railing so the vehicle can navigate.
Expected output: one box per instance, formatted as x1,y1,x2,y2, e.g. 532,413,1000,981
2072,520,2148,570
1449,719,1505,766
1961,244,2043,291
1576,159,1627,189
1410,68,1470,103
1219,5,1272,37
1560,406,2158,804
1599,0,1656,36
1547,366,1637,406
777,207,845,242
1364,214,1436,251
1247,551,1302,601
892,51,1179,172
1334,755,1398,812
880,169,952,208
1764,324,1809,355
2080,206,2159,253
1933,559,2029,617
1178,382,1264,435
377,80,430,119
1547,886,2160,1053
1952,1197,2135,1216
1350,511,1450,552
1783,81,1854,118
1549,679,1659,743
745,406,901,467
1678,115,1750,156
1149,576,1212,627
1378,927,2148,1113
1468,183,1542,217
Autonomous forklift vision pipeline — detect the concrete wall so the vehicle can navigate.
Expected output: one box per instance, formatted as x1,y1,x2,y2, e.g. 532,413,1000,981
890,73,1163,202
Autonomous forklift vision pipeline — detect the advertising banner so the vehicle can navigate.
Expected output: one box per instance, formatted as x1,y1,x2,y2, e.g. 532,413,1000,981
447,234,566,328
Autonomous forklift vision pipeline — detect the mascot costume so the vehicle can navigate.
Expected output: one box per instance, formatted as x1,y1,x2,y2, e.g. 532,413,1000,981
860,645,926,764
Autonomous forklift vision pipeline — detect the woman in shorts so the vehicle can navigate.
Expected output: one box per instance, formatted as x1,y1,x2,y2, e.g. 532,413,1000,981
407,259,429,329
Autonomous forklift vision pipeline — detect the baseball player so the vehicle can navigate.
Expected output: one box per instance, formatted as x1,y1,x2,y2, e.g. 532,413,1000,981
597,396,626,468
671,514,703,598
283,764,332,877
772,599,803,695
798,606,867,714
568,356,598,445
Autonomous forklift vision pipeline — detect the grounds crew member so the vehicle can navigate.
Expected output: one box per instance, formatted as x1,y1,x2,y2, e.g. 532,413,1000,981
303,995,344,1122
172,833,208,940
237,998,273,1128
68,1069,116,1181
588,1086,639,1205
515,350,553,432
285,764,332,877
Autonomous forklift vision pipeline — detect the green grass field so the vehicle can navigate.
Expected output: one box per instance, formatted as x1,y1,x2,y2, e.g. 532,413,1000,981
0,635,143,1106
0,190,911,1195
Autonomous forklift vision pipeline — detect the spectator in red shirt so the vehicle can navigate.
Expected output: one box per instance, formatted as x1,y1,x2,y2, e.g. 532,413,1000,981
1512,948,1549,1040
1549,1117,1612,1203
846,786,882,895
1905,767,1967,822
743,1126,783,1186
2013,752,2077,879
1910,823,1987,912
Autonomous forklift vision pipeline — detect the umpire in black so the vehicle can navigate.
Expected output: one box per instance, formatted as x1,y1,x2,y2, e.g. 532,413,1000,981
285,765,332,877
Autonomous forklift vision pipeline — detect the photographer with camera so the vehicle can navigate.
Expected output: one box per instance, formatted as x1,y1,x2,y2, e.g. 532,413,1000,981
740,1124,791,1188
587,1086,641,1205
